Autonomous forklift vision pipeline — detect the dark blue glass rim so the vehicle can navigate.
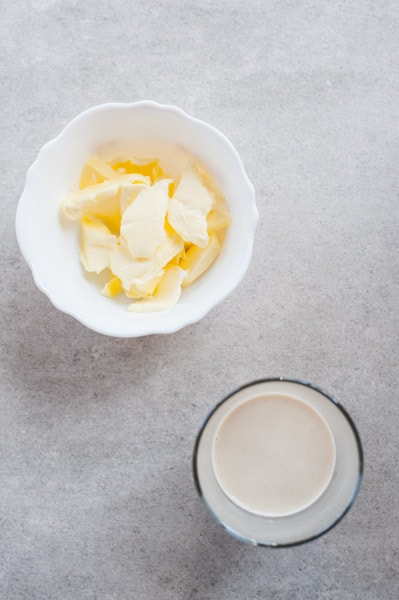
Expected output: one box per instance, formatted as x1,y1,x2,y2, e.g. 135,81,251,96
192,377,364,548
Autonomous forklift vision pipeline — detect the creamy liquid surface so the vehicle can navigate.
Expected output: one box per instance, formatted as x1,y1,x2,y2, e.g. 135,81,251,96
212,394,336,517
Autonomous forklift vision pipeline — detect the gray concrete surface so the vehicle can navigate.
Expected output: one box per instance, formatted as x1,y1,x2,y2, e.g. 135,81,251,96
1,1,398,598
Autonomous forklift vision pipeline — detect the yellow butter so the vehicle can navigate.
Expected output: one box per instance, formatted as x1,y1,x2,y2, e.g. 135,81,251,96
125,274,163,299
120,179,171,259
61,174,151,220
80,217,117,274
167,162,214,248
101,276,123,298
128,265,186,313
61,153,230,312
109,157,165,183
80,155,119,189
110,231,183,292
181,234,221,287
207,206,232,233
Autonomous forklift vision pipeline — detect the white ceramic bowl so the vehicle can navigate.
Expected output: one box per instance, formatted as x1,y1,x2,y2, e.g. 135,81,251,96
16,102,258,337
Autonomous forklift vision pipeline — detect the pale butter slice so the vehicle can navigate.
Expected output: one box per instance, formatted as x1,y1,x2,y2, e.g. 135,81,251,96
128,265,186,313
181,234,221,287
120,183,149,213
80,155,119,188
80,218,117,274
110,231,183,291
61,174,151,220
206,204,231,233
167,162,214,248
120,179,171,259
125,274,163,299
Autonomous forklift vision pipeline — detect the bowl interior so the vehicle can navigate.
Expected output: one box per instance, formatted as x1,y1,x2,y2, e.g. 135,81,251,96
17,103,257,336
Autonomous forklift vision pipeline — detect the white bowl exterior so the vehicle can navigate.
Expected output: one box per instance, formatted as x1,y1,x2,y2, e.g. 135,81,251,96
16,102,258,337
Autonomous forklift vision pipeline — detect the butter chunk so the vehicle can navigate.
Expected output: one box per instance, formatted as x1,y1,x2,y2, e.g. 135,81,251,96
167,162,214,248
120,179,171,259
79,155,119,189
128,265,186,313
101,276,123,298
61,174,151,220
181,234,221,287
110,231,183,291
109,157,164,182
85,194,121,234
80,217,117,274
120,182,150,213
125,274,163,299
206,205,232,233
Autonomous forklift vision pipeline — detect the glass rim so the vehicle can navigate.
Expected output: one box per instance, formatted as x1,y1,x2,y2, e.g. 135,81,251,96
192,377,364,548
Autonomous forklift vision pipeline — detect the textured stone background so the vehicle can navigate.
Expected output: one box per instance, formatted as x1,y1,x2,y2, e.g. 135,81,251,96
1,1,398,599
